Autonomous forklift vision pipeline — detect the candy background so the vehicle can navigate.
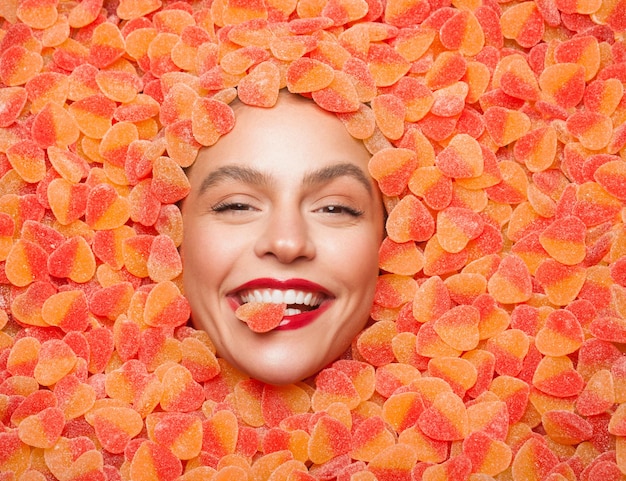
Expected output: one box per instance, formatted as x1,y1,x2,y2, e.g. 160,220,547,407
1,0,626,479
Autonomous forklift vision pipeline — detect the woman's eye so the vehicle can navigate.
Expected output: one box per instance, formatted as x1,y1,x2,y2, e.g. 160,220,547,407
318,205,363,217
212,202,255,212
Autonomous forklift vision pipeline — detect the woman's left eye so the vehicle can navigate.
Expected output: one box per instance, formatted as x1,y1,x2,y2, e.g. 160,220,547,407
317,205,363,217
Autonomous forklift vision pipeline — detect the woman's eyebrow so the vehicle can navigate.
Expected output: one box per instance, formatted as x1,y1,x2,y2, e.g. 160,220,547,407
303,163,373,194
198,165,273,194
197,163,373,195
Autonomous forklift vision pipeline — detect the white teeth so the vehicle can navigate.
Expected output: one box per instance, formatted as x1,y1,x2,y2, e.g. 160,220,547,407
239,288,324,307
285,308,302,316
271,290,284,303
284,289,297,304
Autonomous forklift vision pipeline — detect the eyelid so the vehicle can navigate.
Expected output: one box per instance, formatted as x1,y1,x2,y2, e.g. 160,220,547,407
211,201,258,212
315,204,364,216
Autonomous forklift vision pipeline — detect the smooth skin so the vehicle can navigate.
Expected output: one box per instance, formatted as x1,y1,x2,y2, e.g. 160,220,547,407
181,92,384,385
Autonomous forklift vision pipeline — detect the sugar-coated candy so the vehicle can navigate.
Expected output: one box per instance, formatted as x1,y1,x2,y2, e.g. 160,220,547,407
7,336,40,377
369,94,405,141
535,309,584,357
367,443,417,481
85,183,131,230
33,339,77,387
567,111,613,151
18,406,65,449
483,106,531,147
160,364,204,412
436,207,485,254
89,406,144,454
485,329,530,377
412,276,450,325
397,427,448,464
308,414,351,464
464,349,496,399
238,61,282,108
487,255,533,304
533,355,584,398
47,178,90,226
511,437,560,481
0,45,43,87
54,374,97,420
129,440,183,481
6,140,46,184
428,356,477,398
463,430,511,476
5,239,49,287
436,133,484,179
96,70,143,104
144,281,190,328
386,194,434,243
496,56,540,102
375,362,421,397
84,327,114,375
192,97,235,147
408,166,453,211
576,369,615,416
151,156,191,203
356,320,397,367
368,148,416,197
311,368,360,412
201,408,239,459
147,234,182,282
311,70,360,113
41,290,90,333
347,416,393,462
432,305,480,352
378,237,424,276
0,87,28,127
235,302,286,333
374,274,416,309
180,336,220,383
424,50,466,90
418,391,468,441
47,236,96,283
382,391,424,433
2,1,626,480
332,359,375,402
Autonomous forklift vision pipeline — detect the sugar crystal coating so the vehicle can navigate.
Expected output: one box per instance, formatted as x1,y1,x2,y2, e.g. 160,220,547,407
1,0,626,479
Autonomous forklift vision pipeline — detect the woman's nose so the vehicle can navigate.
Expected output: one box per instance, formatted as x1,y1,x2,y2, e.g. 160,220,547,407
254,207,315,264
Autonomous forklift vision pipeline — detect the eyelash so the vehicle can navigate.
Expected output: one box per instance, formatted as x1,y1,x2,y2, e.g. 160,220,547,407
318,205,364,217
211,202,255,213
211,202,364,217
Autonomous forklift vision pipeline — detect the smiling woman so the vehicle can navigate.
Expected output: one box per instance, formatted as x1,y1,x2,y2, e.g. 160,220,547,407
181,91,385,385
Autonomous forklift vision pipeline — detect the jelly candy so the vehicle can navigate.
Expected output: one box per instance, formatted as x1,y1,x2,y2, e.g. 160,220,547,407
235,302,286,333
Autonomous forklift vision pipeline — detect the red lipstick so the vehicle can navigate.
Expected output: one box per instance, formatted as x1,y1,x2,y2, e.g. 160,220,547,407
275,300,332,330
231,278,331,294
229,278,334,331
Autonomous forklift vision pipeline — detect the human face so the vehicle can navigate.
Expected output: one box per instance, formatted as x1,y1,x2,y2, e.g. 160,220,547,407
181,92,384,385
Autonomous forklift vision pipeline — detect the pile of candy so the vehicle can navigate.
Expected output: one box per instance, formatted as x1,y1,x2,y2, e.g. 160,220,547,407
1,0,626,479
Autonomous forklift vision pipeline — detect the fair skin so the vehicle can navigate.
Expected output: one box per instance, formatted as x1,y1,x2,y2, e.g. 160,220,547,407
181,92,384,385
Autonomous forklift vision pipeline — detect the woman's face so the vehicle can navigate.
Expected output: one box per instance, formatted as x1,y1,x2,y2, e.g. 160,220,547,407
181,93,384,385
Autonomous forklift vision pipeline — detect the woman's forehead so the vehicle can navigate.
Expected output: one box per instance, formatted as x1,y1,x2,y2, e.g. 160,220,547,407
190,92,371,175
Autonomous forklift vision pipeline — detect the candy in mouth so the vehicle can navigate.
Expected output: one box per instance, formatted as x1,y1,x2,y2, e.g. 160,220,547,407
235,302,287,332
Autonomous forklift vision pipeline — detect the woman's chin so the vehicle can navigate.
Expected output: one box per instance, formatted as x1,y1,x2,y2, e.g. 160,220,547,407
224,349,328,386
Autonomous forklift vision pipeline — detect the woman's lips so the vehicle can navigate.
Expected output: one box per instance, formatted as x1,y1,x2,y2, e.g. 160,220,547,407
228,278,334,331
231,278,331,293
275,300,332,330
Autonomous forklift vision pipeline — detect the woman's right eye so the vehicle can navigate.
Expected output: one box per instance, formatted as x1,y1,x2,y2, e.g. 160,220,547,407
211,202,256,213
